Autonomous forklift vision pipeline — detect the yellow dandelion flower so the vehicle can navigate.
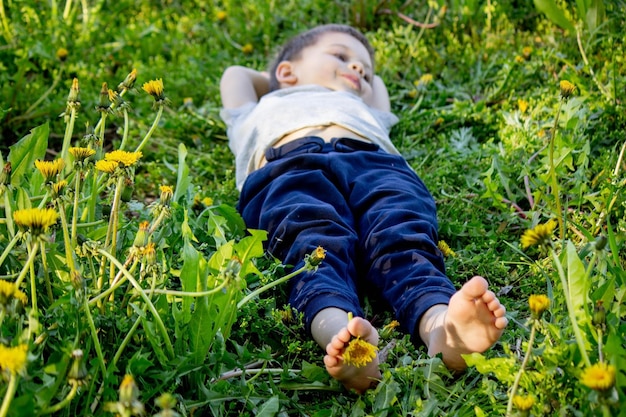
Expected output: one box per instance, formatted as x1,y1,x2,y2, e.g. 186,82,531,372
69,147,96,162
241,43,254,54
528,294,550,319
51,180,68,197
202,197,213,206
142,79,165,101
104,150,142,167
517,99,529,114
520,219,557,249
0,280,28,306
512,394,535,411
56,47,68,61
35,159,65,182
580,362,616,392
522,46,532,59
0,344,29,375
159,185,174,204
13,208,59,235
514,55,524,64
216,10,227,21
342,337,377,368
95,160,119,174
437,240,456,257
415,73,434,87
559,80,576,100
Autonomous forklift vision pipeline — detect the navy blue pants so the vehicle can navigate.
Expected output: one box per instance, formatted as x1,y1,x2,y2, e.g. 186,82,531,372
238,137,456,343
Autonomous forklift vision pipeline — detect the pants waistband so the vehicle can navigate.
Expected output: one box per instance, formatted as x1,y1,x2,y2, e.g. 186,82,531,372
265,136,380,163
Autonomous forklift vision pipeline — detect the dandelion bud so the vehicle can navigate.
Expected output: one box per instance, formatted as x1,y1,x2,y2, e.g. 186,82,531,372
133,221,150,248
67,78,80,104
155,393,177,411
528,294,550,319
96,82,110,112
67,349,89,386
121,177,134,202
119,374,141,406
159,185,174,205
593,235,607,251
0,162,11,186
592,300,606,331
559,80,576,100
71,269,85,292
305,246,326,269
118,68,138,92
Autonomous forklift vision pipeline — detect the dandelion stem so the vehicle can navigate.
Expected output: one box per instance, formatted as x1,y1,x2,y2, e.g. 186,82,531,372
549,246,591,367
118,108,130,150
40,240,53,304
150,280,229,298
89,258,137,306
15,242,39,287
0,233,20,269
83,295,108,383
614,139,626,177
97,248,175,359
57,201,77,273
0,374,19,417
61,107,77,169
506,321,537,417
0,0,12,43
135,105,163,153
3,191,15,238
70,169,83,249
62,0,73,21
237,264,308,309
40,382,79,415
549,100,564,239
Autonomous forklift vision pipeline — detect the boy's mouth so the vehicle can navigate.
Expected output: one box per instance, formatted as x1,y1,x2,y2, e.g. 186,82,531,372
342,74,361,91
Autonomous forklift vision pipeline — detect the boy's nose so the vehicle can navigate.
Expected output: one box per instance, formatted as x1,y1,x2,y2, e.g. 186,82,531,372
350,62,364,76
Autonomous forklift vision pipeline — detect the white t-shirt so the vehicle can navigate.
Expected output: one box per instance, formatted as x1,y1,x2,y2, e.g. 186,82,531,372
220,84,400,190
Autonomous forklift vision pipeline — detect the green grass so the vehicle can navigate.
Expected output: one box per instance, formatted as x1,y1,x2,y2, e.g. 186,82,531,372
0,0,625,416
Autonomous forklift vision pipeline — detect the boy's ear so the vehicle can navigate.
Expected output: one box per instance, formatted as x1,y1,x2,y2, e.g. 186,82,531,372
275,61,298,86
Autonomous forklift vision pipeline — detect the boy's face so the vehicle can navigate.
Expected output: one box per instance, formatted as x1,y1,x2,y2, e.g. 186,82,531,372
276,32,374,100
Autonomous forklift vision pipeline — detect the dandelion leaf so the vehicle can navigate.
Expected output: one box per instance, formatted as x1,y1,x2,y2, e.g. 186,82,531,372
8,122,49,187
463,352,517,383
565,241,589,322
255,396,280,417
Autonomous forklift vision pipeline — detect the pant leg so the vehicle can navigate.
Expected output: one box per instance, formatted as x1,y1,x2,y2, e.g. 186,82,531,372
238,152,364,333
331,150,456,343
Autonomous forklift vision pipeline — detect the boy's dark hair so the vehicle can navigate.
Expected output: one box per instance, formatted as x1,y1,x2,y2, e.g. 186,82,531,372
268,24,375,91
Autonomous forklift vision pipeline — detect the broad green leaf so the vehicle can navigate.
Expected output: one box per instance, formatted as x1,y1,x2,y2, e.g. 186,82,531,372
207,210,228,248
8,122,49,186
255,396,280,417
463,353,518,383
188,253,214,365
565,241,588,321
373,378,400,414
235,229,267,277
533,0,576,32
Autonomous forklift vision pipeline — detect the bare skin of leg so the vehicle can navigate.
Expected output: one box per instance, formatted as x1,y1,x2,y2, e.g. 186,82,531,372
310,276,508,393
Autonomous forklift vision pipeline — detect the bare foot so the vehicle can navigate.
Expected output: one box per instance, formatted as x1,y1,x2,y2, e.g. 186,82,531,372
420,276,508,371
324,317,381,393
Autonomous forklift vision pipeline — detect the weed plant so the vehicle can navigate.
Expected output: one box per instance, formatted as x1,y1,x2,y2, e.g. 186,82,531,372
0,0,624,416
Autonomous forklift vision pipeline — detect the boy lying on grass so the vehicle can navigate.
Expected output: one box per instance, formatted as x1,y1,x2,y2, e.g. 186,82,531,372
219,24,508,393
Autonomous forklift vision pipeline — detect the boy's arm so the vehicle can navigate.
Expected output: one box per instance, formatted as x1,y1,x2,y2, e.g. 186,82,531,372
365,75,391,112
220,65,270,109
